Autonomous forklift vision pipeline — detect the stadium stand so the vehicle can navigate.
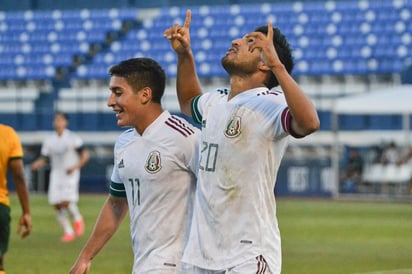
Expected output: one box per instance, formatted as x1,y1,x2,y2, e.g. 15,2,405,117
1,1,410,117
1,0,412,195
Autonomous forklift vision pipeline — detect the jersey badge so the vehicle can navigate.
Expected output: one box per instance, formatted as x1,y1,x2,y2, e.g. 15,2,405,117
118,159,125,168
224,115,241,138
145,151,162,173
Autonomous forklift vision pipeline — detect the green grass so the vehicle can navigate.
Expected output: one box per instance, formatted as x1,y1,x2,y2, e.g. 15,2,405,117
5,194,412,274
7,194,133,274
278,199,412,274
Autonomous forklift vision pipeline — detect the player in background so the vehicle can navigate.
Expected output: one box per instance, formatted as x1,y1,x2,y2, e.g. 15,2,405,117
165,10,320,273
0,124,32,274
31,112,89,243
69,57,199,274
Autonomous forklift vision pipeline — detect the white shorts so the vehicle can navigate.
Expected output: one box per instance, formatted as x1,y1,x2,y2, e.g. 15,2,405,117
48,169,80,204
181,255,274,274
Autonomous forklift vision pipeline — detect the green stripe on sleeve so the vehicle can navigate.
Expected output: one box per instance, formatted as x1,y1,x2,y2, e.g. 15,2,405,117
191,95,202,125
109,181,127,197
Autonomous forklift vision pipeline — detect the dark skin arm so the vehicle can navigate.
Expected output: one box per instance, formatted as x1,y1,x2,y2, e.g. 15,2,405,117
10,158,31,238
246,22,320,137
164,10,202,116
69,195,128,274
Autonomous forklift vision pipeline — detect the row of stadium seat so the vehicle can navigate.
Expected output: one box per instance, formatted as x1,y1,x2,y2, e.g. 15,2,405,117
1,0,411,132
1,1,411,80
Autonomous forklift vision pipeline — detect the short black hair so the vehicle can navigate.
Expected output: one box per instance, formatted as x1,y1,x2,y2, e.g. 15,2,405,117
108,57,166,104
55,111,68,121
254,26,294,89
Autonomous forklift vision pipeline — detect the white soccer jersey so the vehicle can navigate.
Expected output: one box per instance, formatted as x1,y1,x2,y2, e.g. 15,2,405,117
182,87,292,273
41,129,84,204
110,111,199,274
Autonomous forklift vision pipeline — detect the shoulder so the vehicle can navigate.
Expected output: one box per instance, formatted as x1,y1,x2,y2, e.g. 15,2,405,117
256,88,287,104
0,124,21,145
199,87,228,101
195,87,229,108
116,128,136,147
66,129,82,139
0,124,15,135
114,128,140,152
163,114,199,140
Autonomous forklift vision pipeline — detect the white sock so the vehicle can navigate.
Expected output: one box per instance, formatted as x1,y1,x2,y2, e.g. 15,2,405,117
68,202,82,222
56,208,74,235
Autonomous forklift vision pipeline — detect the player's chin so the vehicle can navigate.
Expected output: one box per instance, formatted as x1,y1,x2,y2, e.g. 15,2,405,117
116,117,133,128
117,120,127,127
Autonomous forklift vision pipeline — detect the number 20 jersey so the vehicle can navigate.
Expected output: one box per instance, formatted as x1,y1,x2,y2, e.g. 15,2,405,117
182,87,292,273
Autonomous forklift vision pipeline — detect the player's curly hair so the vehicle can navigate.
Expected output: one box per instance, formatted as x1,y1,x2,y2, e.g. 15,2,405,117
108,57,166,104
254,26,294,89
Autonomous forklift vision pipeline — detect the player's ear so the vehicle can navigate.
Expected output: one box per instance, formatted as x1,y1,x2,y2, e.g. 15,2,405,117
140,87,152,104
258,60,271,72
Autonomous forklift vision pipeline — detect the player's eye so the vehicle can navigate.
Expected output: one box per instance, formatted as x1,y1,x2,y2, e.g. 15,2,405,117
112,88,121,96
246,37,255,44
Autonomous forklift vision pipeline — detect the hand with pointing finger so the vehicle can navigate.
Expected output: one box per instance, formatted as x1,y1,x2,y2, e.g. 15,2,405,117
164,9,192,53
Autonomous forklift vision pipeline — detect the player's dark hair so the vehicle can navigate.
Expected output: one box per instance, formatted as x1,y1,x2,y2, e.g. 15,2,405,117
109,57,166,104
254,26,294,89
55,111,69,121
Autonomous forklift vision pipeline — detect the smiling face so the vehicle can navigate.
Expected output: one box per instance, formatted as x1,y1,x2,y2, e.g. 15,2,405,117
107,75,143,128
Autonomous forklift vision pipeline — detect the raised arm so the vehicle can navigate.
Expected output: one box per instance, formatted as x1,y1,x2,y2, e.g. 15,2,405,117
164,9,202,117
69,195,128,274
247,21,320,137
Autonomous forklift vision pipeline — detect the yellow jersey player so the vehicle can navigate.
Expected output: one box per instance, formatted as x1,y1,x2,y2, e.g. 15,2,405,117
0,124,31,274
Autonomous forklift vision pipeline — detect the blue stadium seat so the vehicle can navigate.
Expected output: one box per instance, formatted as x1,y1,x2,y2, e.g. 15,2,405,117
339,115,366,130
1,3,411,83
367,115,402,130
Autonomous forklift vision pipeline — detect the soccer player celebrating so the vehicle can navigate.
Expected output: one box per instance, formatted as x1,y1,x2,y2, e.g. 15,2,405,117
69,58,199,274
165,10,320,273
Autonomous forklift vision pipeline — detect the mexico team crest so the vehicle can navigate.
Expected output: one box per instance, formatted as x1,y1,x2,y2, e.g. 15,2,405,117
145,151,162,173
224,115,241,138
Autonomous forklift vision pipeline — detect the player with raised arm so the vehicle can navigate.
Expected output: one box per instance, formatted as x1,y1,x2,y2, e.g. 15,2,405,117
165,10,319,273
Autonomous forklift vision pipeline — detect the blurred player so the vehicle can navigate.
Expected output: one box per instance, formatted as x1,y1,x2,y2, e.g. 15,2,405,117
31,112,89,242
69,57,199,274
165,10,320,273
0,124,32,274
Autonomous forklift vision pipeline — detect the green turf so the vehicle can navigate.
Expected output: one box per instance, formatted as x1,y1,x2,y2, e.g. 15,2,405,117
278,199,412,274
5,194,412,274
7,194,133,274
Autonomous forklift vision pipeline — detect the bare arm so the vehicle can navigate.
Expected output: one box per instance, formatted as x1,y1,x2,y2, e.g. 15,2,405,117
31,156,47,171
164,9,202,117
67,148,90,174
69,195,128,274
9,158,31,238
247,21,320,137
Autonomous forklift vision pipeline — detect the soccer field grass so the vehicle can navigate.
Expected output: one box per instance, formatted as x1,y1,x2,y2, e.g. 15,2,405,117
5,194,412,274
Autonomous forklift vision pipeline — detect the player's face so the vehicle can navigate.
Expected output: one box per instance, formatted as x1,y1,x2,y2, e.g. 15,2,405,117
107,76,142,128
53,114,68,134
221,34,261,75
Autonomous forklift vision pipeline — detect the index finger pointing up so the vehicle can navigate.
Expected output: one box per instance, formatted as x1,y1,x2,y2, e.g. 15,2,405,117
267,20,273,41
183,9,192,30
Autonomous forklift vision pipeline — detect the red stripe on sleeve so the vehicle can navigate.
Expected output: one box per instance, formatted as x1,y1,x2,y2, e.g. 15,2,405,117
281,107,291,133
